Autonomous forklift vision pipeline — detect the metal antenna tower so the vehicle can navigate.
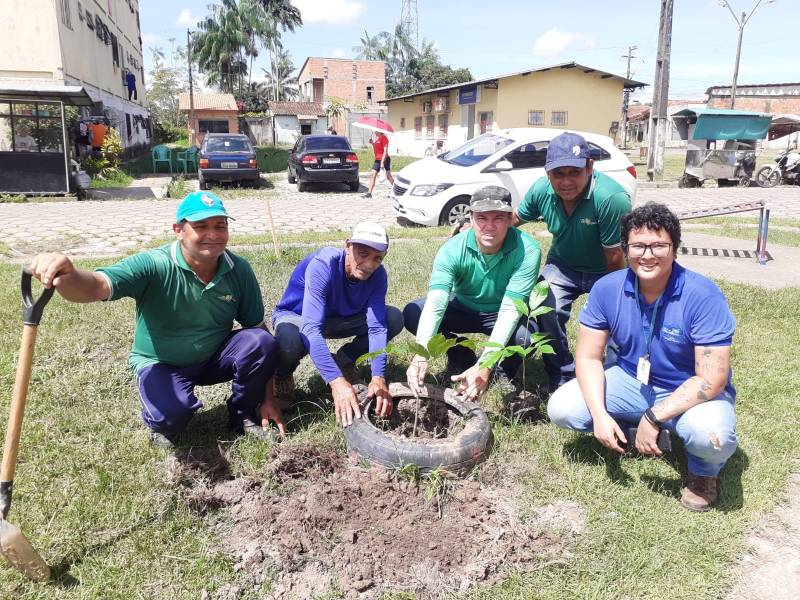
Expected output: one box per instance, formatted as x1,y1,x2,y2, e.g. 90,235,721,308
400,0,419,50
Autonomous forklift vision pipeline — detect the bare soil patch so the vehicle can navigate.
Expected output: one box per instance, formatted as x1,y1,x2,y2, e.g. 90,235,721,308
373,396,463,439
171,442,570,599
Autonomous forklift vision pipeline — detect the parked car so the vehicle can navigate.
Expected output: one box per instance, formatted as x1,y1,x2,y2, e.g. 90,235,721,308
390,128,638,226
288,135,360,192
198,133,259,189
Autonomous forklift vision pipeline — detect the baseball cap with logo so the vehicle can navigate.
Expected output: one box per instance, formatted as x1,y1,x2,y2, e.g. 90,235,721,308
175,191,234,222
545,132,591,172
350,221,389,252
469,185,513,213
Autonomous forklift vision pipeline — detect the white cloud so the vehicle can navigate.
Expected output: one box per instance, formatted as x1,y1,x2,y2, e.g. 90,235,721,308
141,33,160,49
176,8,200,28
332,47,347,58
532,28,596,58
292,0,365,24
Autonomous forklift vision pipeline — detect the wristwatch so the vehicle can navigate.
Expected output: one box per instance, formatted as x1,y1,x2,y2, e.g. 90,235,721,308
644,407,664,428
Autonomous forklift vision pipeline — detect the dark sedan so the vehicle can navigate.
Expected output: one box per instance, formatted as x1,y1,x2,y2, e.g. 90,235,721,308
288,135,360,192
198,133,260,189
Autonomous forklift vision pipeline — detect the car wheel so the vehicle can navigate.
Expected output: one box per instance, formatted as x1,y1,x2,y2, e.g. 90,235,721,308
349,180,360,192
756,166,780,188
198,175,209,190
297,179,308,192
439,196,471,226
287,168,296,184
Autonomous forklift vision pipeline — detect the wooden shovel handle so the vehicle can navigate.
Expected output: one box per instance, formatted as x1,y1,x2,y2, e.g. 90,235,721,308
1,325,38,485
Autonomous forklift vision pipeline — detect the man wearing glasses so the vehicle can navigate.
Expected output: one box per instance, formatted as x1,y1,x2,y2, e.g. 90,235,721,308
547,203,738,512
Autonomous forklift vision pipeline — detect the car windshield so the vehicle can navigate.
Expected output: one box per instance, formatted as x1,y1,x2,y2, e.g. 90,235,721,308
205,137,251,153
440,133,514,167
305,136,351,151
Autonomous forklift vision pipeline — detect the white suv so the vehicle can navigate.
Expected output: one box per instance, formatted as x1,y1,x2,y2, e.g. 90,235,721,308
390,128,637,226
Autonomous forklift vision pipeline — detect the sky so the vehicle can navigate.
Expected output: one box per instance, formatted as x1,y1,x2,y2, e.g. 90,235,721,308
139,0,800,103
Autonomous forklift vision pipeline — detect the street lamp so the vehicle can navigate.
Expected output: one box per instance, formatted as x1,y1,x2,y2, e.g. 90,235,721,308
718,0,775,109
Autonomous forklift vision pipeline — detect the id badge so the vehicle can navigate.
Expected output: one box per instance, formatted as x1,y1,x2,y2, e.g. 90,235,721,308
637,356,651,385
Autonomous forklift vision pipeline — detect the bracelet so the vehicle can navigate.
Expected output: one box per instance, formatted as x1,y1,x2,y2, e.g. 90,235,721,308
644,407,664,428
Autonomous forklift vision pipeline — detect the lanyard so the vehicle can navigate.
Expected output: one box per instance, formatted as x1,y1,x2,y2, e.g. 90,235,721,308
634,277,662,359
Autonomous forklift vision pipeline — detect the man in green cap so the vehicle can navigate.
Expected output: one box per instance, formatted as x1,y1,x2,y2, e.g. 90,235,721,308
27,191,281,449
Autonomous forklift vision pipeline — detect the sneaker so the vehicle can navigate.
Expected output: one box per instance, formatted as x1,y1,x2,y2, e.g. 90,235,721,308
273,373,295,408
332,352,359,384
229,417,278,443
149,430,177,450
680,474,720,512
361,192,372,199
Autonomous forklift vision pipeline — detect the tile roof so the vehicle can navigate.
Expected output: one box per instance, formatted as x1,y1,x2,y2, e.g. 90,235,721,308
269,101,325,116
178,92,238,111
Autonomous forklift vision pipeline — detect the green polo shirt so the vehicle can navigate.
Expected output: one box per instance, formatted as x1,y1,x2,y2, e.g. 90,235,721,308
517,171,631,274
97,241,264,373
429,226,541,312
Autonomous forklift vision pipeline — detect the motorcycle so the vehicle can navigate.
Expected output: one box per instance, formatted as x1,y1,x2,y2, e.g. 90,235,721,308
755,147,800,188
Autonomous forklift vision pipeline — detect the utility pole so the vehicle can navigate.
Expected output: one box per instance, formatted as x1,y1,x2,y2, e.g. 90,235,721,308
620,45,637,149
187,29,196,147
646,0,673,182
719,0,774,109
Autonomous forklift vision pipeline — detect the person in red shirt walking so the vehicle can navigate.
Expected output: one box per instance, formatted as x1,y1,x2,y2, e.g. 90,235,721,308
362,131,395,198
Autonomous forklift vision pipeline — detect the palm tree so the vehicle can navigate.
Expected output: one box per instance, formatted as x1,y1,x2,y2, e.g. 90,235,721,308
192,0,253,94
352,30,382,60
262,48,298,101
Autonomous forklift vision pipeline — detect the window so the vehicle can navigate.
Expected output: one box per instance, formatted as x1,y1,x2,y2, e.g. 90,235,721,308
479,111,493,134
198,120,229,134
300,123,312,135
587,142,612,161
551,111,568,126
437,114,448,137
434,96,449,112
125,113,132,140
60,0,72,28
0,101,64,153
528,110,544,126
425,115,435,139
399,117,406,129
422,100,432,114
504,141,549,169
306,137,350,150
414,116,422,139
366,86,374,103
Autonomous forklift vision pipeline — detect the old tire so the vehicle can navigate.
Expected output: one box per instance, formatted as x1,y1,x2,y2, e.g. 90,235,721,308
349,180,360,192
756,166,780,188
344,382,493,476
439,196,471,226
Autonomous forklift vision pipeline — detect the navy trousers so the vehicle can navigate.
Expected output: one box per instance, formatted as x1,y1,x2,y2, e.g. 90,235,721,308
136,328,277,434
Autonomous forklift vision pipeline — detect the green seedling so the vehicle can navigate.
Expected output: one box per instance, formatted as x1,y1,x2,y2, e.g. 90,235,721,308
392,462,421,484
424,467,453,518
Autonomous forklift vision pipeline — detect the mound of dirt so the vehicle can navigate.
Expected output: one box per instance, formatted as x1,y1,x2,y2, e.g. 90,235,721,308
174,443,570,599
374,396,462,439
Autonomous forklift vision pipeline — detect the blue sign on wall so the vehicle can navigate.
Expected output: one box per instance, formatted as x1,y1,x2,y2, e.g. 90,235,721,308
458,85,478,105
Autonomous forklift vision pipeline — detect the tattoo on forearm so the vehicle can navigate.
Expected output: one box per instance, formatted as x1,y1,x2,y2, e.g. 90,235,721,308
696,378,712,402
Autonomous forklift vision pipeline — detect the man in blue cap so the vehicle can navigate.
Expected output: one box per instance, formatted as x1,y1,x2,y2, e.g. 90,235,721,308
27,191,280,449
513,132,632,392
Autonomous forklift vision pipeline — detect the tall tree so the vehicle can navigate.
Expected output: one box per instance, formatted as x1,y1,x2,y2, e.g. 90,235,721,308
352,30,382,61
146,46,188,129
262,47,298,101
192,0,252,94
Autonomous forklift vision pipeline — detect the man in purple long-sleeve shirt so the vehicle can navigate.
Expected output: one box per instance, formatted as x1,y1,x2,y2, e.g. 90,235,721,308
271,222,404,426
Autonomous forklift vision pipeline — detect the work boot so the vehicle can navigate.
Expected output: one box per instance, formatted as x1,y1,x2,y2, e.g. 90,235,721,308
361,192,372,199
273,373,295,409
227,416,278,442
149,430,177,450
680,474,720,512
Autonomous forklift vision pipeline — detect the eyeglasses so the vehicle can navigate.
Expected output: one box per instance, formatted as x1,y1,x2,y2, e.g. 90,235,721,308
627,242,673,258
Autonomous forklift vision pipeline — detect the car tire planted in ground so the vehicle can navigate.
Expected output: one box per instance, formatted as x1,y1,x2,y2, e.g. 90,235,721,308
440,196,471,226
344,382,493,476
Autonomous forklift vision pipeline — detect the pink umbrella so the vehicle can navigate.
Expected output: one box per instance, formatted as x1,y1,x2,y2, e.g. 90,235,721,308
352,116,394,134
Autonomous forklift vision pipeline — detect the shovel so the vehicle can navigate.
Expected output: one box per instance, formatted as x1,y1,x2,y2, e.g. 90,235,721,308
0,267,54,581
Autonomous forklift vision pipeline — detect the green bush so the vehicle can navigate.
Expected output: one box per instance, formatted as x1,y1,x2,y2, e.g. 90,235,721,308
0,193,26,203
256,146,290,172
153,121,186,145
101,128,124,168
166,174,188,199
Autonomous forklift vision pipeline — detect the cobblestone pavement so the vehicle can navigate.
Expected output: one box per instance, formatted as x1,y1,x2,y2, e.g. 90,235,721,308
1,176,799,258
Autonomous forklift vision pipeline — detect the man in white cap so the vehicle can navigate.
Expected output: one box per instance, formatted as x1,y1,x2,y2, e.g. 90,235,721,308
272,222,404,426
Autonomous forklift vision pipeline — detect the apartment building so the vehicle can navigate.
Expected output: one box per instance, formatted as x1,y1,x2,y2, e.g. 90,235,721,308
298,58,386,106
0,0,149,151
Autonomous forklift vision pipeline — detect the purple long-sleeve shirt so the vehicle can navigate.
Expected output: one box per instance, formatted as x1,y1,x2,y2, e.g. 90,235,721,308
273,247,389,382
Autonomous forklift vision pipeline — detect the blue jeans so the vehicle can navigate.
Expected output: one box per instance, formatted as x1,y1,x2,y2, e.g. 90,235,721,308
547,365,738,477
403,296,538,379
137,328,277,435
272,306,404,377
539,261,607,386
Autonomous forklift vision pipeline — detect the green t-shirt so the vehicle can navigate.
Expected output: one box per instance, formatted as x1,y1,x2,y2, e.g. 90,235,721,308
97,242,265,373
429,226,542,312
517,171,631,274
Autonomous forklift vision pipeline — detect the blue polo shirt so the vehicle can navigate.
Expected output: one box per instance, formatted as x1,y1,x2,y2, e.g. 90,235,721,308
580,263,736,396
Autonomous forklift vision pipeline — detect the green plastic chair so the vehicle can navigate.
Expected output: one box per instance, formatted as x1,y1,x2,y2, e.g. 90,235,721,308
151,145,172,173
176,146,199,174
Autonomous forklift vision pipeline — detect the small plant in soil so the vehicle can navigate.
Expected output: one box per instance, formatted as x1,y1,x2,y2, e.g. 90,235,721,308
425,467,454,518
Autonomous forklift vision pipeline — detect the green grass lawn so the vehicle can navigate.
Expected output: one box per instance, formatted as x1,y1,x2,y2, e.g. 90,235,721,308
0,228,798,598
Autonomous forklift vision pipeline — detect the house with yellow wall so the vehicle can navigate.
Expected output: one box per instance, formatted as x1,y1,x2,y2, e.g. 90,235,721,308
382,61,645,157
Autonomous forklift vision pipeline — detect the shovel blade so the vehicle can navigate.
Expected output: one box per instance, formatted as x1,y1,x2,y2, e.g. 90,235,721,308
0,519,50,581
